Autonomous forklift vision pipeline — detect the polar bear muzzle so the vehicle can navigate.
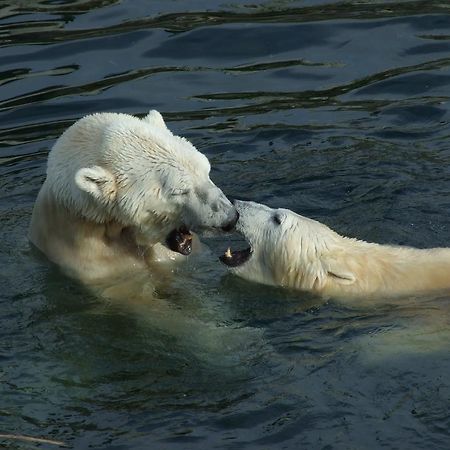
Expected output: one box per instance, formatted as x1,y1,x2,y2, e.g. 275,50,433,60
166,226,193,255
221,210,240,232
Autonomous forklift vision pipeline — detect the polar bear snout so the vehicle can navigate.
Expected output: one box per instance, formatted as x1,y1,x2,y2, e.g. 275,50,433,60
219,200,255,268
203,204,238,232
187,185,238,232
221,209,239,232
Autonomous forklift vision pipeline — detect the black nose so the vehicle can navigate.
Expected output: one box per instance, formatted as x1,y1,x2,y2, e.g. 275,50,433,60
221,210,239,232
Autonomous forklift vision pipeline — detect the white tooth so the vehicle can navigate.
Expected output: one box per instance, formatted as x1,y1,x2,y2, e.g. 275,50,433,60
225,247,232,258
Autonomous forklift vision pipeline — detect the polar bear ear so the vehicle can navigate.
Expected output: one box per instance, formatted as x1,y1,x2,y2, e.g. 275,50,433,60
142,110,168,130
323,258,356,285
75,166,117,203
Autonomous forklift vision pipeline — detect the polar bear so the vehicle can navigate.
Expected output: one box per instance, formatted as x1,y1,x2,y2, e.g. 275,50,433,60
220,200,450,300
29,110,238,284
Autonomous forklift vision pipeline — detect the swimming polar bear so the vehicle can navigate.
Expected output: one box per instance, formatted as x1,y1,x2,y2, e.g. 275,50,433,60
29,110,238,285
220,200,450,300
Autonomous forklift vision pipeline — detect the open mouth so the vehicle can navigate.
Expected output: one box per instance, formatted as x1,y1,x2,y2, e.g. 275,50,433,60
219,246,252,267
166,226,193,255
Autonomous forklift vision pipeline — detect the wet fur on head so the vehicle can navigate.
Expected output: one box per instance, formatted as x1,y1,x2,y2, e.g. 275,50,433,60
228,201,450,300
29,110,236,283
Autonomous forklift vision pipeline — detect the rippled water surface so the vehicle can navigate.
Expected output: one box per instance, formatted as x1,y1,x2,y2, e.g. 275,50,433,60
1,1,450,449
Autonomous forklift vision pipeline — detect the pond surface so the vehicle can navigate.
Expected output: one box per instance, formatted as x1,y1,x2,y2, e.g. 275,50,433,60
1,1,450,449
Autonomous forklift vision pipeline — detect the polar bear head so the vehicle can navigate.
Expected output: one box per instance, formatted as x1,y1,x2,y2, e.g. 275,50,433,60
46,110,238,252
220,200,354,290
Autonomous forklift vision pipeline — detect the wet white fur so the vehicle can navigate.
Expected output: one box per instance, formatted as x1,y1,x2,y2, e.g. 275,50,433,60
230,201,450,300
29,110,235,284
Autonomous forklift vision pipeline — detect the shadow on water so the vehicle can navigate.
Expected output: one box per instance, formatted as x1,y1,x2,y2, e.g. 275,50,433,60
1,0,450,449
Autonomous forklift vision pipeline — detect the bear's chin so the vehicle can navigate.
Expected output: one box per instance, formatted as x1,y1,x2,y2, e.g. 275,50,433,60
165,226,193,255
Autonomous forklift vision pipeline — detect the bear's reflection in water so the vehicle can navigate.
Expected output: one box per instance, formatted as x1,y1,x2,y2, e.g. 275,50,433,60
39,236,449,377
347,295,450,362
71,249,269,371
103,254,450,363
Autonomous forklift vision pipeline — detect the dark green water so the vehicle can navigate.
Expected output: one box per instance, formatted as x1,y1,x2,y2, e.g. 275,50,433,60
1,1,450,449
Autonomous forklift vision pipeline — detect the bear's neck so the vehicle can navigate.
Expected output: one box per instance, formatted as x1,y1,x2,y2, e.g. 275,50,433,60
321,238,450,299
29,181,153,282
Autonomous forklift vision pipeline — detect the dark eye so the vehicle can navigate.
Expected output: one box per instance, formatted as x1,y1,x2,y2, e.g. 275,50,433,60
272,214,282,225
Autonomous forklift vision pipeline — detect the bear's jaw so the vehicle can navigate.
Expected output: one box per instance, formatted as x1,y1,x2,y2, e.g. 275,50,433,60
219,246,252,267
165,226,193,256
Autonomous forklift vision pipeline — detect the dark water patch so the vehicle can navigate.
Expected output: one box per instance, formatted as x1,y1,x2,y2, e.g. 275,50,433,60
420,34,450,41
372,128,440,140
0,65,79,87
145,24,332,61
405,42,450,56
1,30,151,64
380,104,447,124
5,0,121,15
0,119,75,148
226,58,338,72
2,1,449,47
194,57,450,101
356,72,450,96
0,65,186,111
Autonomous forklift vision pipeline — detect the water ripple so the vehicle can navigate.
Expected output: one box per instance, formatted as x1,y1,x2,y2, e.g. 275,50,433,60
1,1,450,449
